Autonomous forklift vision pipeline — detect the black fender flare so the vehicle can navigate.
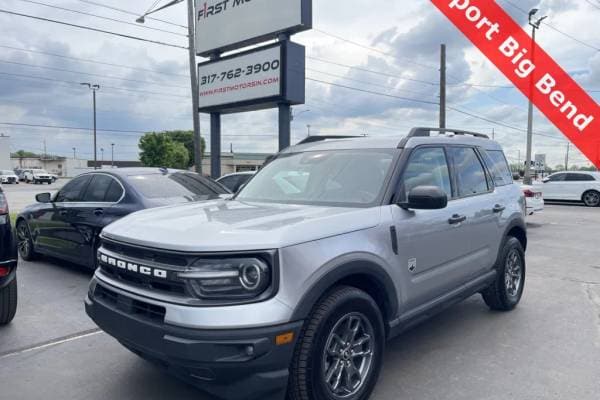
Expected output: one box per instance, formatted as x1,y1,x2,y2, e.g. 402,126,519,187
501,216,527,250
290,255,399,324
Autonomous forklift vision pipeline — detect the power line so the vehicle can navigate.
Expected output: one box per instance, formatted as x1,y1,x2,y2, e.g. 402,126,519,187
585,0,600,11
0,9,188,50
307,77,440,105
73,0,187,29
0,44,189,78
14,0,187,37
0,71,191,99
0,60,190,90
502,0,600,52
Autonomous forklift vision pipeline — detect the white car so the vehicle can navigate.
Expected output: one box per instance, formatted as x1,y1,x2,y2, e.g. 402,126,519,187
23,169,53,185
534,171,600,207
0,170,19,184
521,184,544,215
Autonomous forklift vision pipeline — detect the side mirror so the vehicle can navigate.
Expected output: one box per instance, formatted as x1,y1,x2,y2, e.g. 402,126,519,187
36,193,52,203
542,178,550,183
399,186,448,210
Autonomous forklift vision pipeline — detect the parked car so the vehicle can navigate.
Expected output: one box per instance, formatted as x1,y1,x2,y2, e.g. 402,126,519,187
216,171,255,192
0,186,18,325
521,184,544,215
15,169,27,182
15,168,230,269
0,170,19,184
48,173,59,183
534,171,600,207
85,128,527,400
23,169,53,184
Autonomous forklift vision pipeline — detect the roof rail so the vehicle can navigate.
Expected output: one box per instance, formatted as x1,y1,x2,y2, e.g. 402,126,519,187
297,135,362,145
398,127,489,148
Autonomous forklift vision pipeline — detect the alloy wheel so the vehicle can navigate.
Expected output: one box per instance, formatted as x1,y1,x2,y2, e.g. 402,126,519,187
583,191,600,207
504,248,523,298
322,312,375,398
17,222,31,257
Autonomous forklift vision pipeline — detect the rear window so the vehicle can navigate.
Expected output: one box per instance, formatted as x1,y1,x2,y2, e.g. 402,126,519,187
128,172,228,200
482,150,513,187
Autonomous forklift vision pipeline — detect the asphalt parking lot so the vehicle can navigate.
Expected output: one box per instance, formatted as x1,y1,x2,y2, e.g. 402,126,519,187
2,180,66,213
0,202,599,400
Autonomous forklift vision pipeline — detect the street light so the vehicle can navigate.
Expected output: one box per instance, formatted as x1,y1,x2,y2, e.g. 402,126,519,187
291,108,310,121
523,9,547,185
100,148,104,165
136,0,203,174
72,147,76,160
81,83,100,169
111,143,115,168
306,124,311,137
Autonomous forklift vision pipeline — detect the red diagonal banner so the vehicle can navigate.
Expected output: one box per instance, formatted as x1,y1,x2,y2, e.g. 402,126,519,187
431,0,600,168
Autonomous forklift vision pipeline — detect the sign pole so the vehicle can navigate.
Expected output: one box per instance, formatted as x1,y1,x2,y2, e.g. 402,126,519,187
187,0,203,174
209,51,222,179
278,103,291,151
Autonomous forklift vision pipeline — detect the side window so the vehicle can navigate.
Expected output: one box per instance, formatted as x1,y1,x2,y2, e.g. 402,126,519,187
105,180,124,202
82,175,119,202
566,173,595,182
449,147,489,197
55,176,91,202
548,173,567,182
482,150,513,186
401,147,452,199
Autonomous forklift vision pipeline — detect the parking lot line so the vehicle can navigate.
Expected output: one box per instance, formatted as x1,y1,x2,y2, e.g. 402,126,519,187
0,328,101,360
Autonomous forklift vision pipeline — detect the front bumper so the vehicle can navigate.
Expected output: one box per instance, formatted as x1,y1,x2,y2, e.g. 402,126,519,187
85,280,302,400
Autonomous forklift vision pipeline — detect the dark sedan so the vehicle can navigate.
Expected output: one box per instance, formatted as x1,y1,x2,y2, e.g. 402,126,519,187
15,168,230,269
0,186,18,325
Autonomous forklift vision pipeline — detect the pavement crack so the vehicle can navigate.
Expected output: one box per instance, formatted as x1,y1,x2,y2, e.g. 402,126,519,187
584,284,600,347
0,328,102,360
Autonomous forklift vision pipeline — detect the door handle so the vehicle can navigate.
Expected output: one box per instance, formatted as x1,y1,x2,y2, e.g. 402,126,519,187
448,214,467,225
93,208,104,216
492,204,506,213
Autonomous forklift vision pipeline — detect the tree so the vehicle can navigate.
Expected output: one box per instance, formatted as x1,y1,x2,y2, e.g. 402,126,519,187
140,131,205,168
139,133,189,169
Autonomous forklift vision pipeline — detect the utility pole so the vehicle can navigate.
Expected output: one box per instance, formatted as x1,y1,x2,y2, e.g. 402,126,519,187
43,138,47,160
565,142,570,171
100,148,104,165
523,9,547,185
307,124,311,137
111,143,114,167
492,128,495,140
439,44,446,129
81,83,100,169
72,147,76,159
136,0,202,174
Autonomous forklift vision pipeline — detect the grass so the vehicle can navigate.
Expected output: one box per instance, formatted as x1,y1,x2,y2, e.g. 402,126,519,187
9,213,17,226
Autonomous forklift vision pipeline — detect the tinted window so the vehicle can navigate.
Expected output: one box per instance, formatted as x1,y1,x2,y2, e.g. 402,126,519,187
128,172,227,200
482,150,513,186
218,175,243,192
105,180,124,202
401,147,451,199
237,149,396,207
449,147,489,197
55,176,91,202
566,173,595,182
82,175,120,202
548,173,567,182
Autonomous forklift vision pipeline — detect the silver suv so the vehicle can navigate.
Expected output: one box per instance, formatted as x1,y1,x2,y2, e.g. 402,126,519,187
85,128,527,400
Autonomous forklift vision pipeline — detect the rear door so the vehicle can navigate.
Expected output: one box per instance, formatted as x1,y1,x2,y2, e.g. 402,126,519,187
542,173,567,199
565,173,594,200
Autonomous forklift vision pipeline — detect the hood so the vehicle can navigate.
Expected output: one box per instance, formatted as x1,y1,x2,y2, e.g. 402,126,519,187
102,200,382,252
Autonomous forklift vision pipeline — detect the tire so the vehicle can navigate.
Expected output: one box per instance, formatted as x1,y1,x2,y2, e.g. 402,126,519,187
0,278,18,325
288,286,385,400
482,237,526,311
16,220,37,261
582,190,600,207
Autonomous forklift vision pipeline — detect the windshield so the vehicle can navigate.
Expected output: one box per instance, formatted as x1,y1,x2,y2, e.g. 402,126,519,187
128,171,229,201
1,171,14,175
236,149,397,207
34,170,49,174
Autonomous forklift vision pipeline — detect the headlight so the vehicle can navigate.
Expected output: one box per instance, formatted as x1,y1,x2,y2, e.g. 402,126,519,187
178,258,271,300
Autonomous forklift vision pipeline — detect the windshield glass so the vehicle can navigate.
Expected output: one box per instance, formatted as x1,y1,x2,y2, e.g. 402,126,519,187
236,149,397,207
34,170,48,174
128,172,229,201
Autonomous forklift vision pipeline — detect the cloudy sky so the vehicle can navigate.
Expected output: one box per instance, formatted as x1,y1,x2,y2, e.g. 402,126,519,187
0,0,598,168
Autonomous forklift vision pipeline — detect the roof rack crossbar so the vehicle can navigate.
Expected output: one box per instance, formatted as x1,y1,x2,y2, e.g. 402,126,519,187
398,127,489,148
297,135,362,145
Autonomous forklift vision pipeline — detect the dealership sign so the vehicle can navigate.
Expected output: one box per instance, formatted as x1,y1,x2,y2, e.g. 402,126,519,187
198,41,305,113
431,0,600,168
194,0,312,56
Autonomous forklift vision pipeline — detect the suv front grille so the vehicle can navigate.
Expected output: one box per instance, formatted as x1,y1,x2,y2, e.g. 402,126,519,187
95,285,166,322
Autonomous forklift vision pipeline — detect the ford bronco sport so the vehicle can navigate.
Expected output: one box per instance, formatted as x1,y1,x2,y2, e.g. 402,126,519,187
85,128,527,400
